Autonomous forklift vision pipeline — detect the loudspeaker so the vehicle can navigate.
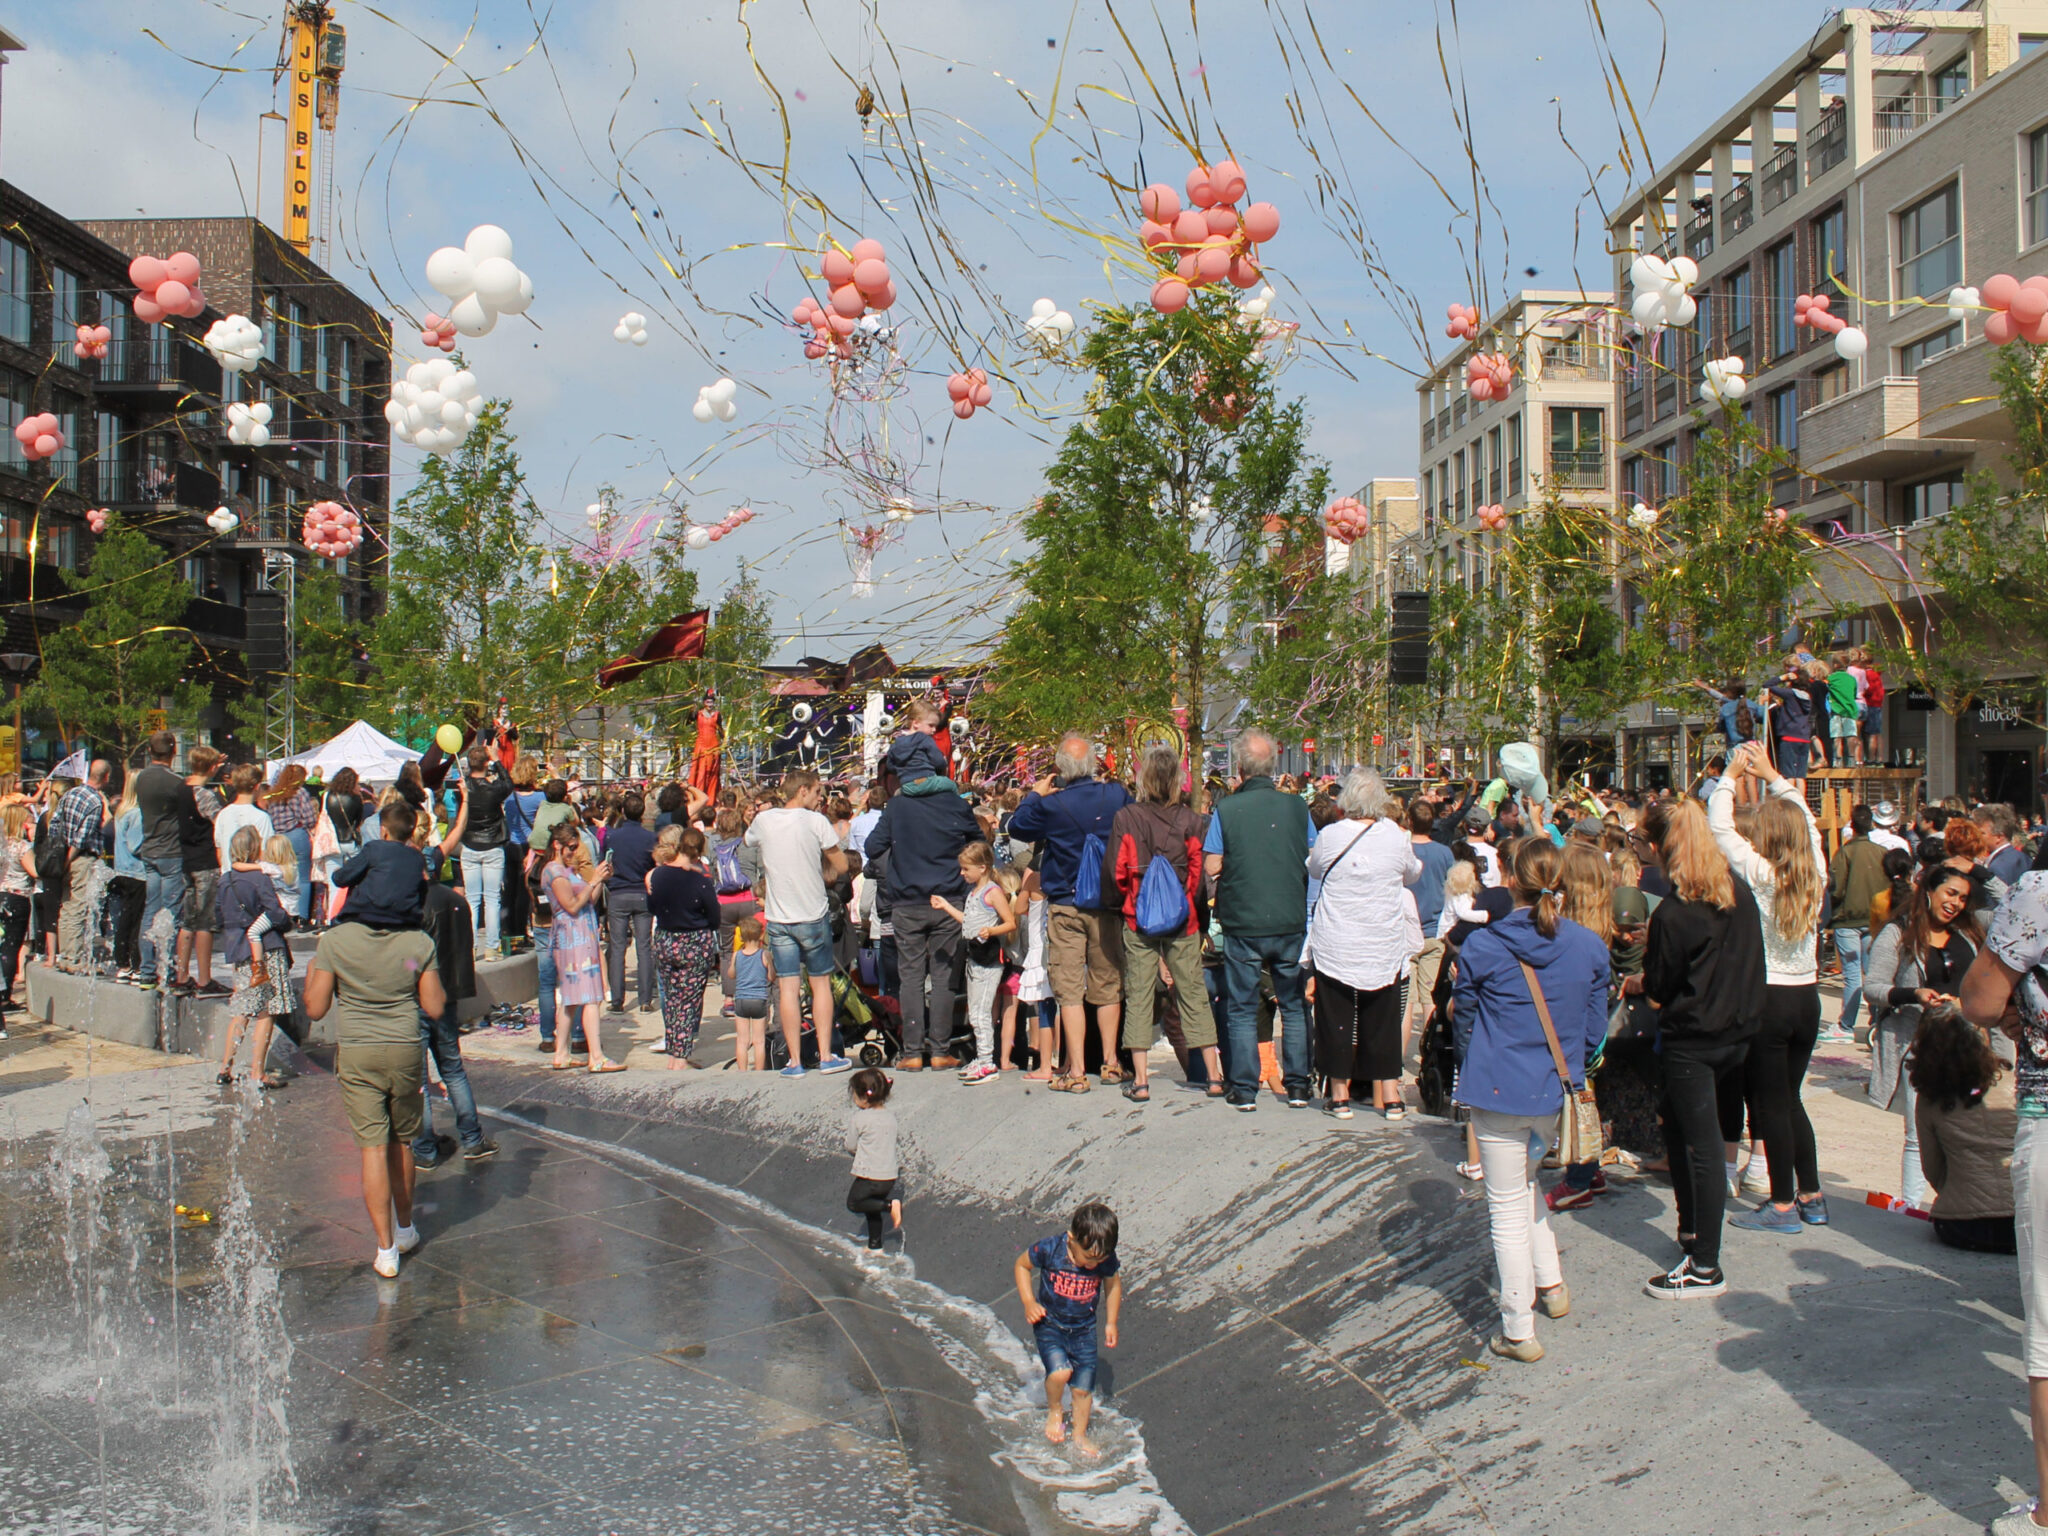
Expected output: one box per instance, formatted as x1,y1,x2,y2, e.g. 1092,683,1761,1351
1389,591,1430,687
246,590,287,679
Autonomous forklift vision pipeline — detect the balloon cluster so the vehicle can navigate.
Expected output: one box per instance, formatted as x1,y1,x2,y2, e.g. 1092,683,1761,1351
1699,356,1749,406
85,508,109,534
1976,274,2048,346
1238,285,1277,322
946,368,993,420
303,500,362,559
1947,285,1982,322
226,400,274,448
1024,297,1075,342
386,359,483,456
883,496,918,524
422,225,534,338
613,311,650,346
1444,302,1480,340
417,313,458,353
684,505,755,551
1465,351,1514,401
792,239,898,359
205,505,238,535
1627,253,1698,331
203,315,266,373
13,412,63,461
72,323,111,361
1626,502,1660,530
1139,161,1282,314
129,252,206,324
1322,495,1369,546
1792,293,1867,359
693,377,738,424
1476,503,1509,532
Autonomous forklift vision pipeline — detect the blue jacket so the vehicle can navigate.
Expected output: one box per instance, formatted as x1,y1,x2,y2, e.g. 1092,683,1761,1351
864,785,982,902
1007,777,1133,906
1451,908,1610,1117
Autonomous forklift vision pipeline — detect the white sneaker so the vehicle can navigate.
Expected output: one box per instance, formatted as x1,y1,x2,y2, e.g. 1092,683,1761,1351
1741,1162,1773,1198
373,1247,400,1278
394,1224,421,1255
960,1061,998,1085
1990,1502,2048,1536
649,1039,669,1053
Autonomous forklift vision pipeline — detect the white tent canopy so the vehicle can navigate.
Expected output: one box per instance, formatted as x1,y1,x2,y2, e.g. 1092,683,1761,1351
274,720,415,784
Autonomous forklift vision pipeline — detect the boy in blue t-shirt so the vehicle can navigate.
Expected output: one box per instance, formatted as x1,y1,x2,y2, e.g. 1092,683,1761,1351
1012,1202,1122,1460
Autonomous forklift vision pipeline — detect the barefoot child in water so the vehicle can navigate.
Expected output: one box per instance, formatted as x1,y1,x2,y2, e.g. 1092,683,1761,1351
1013,1202,1122,1459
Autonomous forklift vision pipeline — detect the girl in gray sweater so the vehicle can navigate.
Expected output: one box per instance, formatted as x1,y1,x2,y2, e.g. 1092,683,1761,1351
845,1068,900,1250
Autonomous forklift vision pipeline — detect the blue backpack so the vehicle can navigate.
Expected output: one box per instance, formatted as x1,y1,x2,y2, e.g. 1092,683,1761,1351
1134,853,1189,936
1072,831,1107,908
714,837,749,896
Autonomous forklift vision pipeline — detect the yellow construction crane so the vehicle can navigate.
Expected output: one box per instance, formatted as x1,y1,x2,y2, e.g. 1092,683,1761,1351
275,2,345,260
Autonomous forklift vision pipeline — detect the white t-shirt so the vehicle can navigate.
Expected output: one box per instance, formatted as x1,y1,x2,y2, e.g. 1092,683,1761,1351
1469,840,1502,888
214,802,275,869
744,806,840,924
1870,827,1911,856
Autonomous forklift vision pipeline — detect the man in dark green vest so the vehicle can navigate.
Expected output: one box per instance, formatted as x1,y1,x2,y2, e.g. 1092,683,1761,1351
1203,729,1312,1110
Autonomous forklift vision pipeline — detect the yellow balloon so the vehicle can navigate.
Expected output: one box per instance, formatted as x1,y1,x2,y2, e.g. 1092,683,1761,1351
435,724,463,753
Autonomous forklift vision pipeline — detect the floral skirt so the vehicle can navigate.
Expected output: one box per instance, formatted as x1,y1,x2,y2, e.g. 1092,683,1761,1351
231,956,296,1018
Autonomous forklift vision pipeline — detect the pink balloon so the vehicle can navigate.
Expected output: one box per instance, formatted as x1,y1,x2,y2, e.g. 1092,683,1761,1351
1139,220,1171,250
132,295,164,324
164,252,201,287
830,284,866,318
2025,312,2048,346
947,373,971,401
1175,252,1200,282
1470,377,1493,401
1227,256,1261,289
827,311,856,337
1982,273,2021,311
1151,279,1190,314
2010,287,2048,326
1242,202,1280,243
1185,169,1216,210
180,289,206,317
789,303,813,325
953,398,976,420
1140,184,1181,223
1171,210,1208,247
708,527,725,541
804,340,827,359
822,250,855,286
850,237,886,263
420,328,441,346
128,255,167,291
971,382,992,406
1195,244,1233,282
1208,160,1247,203
32,434,58,458
11,419,33,445
872,281,898,310
1204,205,1239,238
2026,275,2048,296
853,258,891,295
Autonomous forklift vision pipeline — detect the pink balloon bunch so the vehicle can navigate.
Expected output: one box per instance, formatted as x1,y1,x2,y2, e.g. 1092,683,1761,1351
1140,159,1282,315
792,238,897,360
706,505,755,544
13,412,63,461
1465,352,1513,401
303,499,363,559
1792,293,1845,336
85,507,109,534
1322,495,1369,546
946,368,993,420
1445,303,1479,340
130,252,205,325
1476,503,1508,532
72,323,111,361
1769,506,1792,527
418,313,458,352
1979,274,2048,346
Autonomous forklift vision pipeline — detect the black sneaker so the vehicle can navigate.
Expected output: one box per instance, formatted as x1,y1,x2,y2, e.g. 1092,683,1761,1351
414,1148,442,1171
1226,1092,1258,1113
1285,1091,1312,1109
463,1137,499,1162
1644,1257,1726,1301
197,980,232,999
170,979,196,997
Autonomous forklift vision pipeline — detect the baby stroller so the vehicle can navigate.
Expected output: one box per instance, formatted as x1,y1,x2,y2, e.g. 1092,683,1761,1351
765,968,899,1070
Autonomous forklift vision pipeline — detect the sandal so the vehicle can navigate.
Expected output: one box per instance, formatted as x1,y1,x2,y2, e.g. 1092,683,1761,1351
256,1073,286,1091
1456,1160,1483,1181
588,1060,627,1073
1204,1082,1227,1098
1099,1065,1126,1086
549,1059,578,1071
1049,1073,1091,1094
215,1071,234,1086
1123,1083,1150,1102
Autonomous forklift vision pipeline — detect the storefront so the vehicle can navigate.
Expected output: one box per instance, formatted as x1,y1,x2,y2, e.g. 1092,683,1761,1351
1953,684,2045,813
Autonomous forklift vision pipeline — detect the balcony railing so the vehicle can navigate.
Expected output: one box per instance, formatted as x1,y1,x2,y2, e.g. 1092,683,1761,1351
1550,449,1607,489
1874,92,1963,153
1422,418,1434,449
91,333,224,397
1508,457,1523,496
98,458,222,511
1685,206,1715,261
1807,104,1847,180
1759,145,1798,212
1539,342,1611,381
1720,175,1754,238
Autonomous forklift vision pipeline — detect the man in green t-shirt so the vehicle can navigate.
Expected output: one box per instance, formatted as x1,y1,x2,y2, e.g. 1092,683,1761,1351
305,922,444,1278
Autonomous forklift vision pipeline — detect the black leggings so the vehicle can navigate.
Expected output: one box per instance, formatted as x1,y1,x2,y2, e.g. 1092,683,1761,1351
846,1177,897,1248
110,875,147,972
1660,1032,1752,1271
1742,983,1822,1203
0,892,28,1004
1934,1215,2016,1253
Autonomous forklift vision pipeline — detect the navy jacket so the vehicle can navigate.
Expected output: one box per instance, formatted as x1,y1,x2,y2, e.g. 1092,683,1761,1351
1452,908,1610,1117
864,787,981,903
1008,777,1134,906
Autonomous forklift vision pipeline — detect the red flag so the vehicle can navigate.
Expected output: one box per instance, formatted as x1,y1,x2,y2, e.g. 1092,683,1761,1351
597,609,708,689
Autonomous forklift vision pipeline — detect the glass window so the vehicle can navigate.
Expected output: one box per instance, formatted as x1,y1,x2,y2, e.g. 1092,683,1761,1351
314,322,329,392
49,265,80,360
1897,183,1961,300
1726,266,1752,339
1767,241,1797,357
337,336,353,404
1902,474,1963,523
0,237,29,344
1693,286,1714,355
1933,60,1969,110
1506,411,1523,495
96,410,126,500
1768,385,1798,451
2029,126,2048,249
2022,35,2046,58
0,369,25,470
261,292,279,363
287,303,306,374
1550,408,1605,487
1812,205,1848,297
1900,322,1962,372
51,398,79,490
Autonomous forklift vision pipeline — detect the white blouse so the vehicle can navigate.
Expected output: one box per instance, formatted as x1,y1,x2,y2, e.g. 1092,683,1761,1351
1707,778,1825,985
1306,817,1423,991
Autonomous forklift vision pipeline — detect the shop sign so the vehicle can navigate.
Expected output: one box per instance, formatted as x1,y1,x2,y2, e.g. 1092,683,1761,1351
1903,685,1936,711
1971,690,2045,730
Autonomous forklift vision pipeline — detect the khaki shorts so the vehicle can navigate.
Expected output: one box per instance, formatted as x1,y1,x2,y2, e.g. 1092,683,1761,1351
338,1042,426,1149
1046,905,1126,1008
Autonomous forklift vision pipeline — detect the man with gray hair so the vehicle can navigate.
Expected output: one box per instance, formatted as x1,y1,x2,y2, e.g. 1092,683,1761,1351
1009,732,1133,1086
1204,729,1314,1109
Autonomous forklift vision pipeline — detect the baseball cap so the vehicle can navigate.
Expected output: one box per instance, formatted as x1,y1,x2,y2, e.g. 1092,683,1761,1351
1571,816,1604,840
1464,805,1491,829
1871,799,1900,827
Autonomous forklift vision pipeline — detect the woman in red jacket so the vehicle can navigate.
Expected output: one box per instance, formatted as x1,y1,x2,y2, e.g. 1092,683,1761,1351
1106,745,1220,1102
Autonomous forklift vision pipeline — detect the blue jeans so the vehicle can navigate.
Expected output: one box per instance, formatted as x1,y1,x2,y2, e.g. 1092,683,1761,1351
1034,1315,1101,1393
1220,929,1310,1100
414,1008,482,1158
283,827,313,921
140,854,184,976
1832,927,1869,1036
536,943,559,1046
461,845,504,954
767,914,836,976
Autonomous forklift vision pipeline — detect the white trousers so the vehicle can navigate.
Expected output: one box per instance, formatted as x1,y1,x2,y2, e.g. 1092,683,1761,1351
1473,1108,1565,1342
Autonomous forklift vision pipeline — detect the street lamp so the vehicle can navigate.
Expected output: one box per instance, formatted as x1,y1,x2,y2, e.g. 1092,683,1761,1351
0,651,36,778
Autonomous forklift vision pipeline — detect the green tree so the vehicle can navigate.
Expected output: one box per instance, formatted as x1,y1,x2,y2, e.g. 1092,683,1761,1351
21,516,204,763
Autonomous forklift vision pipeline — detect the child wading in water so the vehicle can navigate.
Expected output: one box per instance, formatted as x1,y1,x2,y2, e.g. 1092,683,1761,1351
1014,1202,1122,1460
731,914,771,1070
928,840,1015,1084
844,1067,901,1250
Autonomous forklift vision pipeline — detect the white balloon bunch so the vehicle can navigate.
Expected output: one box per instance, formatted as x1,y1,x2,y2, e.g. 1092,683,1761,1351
203,314,266,374
422,225,534,338
1833,326,1869,361
1947,285,1982,322
205,505,239,534
613,311,649,346
226,400,273,448
1024,297,1074,341
1699,356,1749,407
385,358,483,456
693,378,738,424
1626,502,1660,530
883,495,917,524
1629,253,1699,332
1237,284,1277,322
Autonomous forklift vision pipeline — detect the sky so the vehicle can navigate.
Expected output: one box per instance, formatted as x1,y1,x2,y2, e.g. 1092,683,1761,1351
2,0,1875,667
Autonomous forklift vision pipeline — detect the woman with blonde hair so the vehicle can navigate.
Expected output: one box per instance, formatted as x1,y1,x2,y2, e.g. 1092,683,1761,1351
1643,794,1766,1300
1710,740,1829,1233
1547,843,1618,1210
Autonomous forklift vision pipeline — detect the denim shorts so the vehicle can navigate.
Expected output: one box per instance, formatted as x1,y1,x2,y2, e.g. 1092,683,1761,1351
1034,1316,1100,1393
766,915,835,977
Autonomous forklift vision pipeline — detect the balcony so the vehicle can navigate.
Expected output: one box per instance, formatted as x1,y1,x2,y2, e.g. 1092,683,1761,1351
1422,417,1434,449
1798,375,1972,480
1807,105,1846,182
91,333,224,399
1809,518,1942,612
98,458,222,512
1874,93,1963,154
1720,176,1754,239
1916,340,2011,440
1759,145,1798,212
183,596,247,642
1537,342,1611,382
1549,449,1607,490
1685,206,1715,262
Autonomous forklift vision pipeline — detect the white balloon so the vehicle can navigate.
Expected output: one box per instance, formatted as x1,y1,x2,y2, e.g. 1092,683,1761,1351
415,390,446,415
424,246,475,298
471,256,523,307
384,400,405,425
447,369,478,400
1031,297,1057,319
448,294,496,336
440,399,468,425
630,331,647,347
1629,256,1659,290
1669,255,1699,286
500,270,535,316
1834,326,1868,361
1631,292,1663,327
613,324,632,342
692,398,714,422
685,526,712,550
716,400,737,422
1671,295,1697,326
250,401,272,424
247,424,270,448
710,377,737,403
463,224,515,262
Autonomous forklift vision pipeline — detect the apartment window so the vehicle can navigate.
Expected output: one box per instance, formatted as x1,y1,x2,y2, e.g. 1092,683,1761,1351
1726,266,1752,346
337,335,353,404
2029,126,2048,248
1487,425,1503,502
49,265,80,361
1812,205,1848,298
1933,60,1970,111
1693,287,1714,358
1901,473,1964,524
0,237,28,345
288,302,307,374
51,398,80,490
1897,183,1961,300
1814,363,1850,403
1453,449,1467,518
1899,322,1962,373
96,410,126,500
1506,412,1523,496
1768,385,1798,452
1550,407,1605,488
261,291,280,363
0,369,25,470
1767,240,1797,358
2023,36,2047,58
1469,439,1485,511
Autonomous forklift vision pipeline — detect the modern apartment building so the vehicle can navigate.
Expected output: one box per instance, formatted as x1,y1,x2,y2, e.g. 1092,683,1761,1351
1606,1,2048,799
1340,476,1422,610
